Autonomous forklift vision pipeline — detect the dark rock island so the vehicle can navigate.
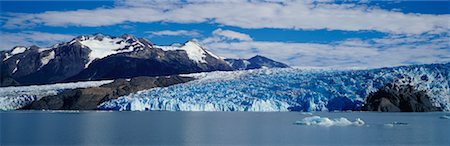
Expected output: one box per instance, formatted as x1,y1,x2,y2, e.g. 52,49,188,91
362,83,440,112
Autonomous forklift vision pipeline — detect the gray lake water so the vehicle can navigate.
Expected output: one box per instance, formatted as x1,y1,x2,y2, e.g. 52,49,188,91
1,111,449,146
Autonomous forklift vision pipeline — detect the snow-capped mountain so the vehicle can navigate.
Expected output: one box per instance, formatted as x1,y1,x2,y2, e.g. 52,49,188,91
1,33,287,87
65,38,233,82
225,55,289,70
76,33,149,68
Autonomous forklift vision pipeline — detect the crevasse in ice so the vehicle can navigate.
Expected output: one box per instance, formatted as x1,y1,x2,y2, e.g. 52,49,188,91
98,63,450,111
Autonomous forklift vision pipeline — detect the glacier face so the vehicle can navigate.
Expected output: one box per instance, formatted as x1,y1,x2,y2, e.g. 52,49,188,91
0,80,113,110
98,63,450,112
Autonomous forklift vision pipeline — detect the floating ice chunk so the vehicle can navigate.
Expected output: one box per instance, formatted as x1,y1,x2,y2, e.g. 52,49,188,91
439,115,450,119
294,116,364,127
384,122,408,127
301,112,313,115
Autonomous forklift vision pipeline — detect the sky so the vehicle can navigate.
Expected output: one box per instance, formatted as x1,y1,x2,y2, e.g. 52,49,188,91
0,0,449,68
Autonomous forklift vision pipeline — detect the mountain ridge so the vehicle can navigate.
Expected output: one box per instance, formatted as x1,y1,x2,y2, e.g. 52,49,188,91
1,33,289,87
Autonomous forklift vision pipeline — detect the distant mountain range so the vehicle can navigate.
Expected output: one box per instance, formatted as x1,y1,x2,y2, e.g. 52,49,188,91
1,33,288,87
225,55,289,70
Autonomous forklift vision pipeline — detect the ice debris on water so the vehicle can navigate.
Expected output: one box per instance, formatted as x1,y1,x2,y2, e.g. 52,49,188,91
384,122,409,127
294,116,365,127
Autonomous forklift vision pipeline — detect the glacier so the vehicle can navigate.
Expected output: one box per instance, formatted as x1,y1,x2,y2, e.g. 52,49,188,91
0,80,113,110
98,63,450,112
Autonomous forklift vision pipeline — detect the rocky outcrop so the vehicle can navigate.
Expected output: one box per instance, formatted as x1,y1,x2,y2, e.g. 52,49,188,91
23,75,194,110
0,76,19,86
362,83,440,112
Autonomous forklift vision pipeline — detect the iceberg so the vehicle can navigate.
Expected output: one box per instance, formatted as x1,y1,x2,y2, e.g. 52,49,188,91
439,115,450,119
98,63,450,111
384,122,409,127
294,116,365,127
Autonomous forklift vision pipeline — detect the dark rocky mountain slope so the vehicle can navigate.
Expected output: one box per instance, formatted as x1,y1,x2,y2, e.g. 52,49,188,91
225,55,289,70
1,34,288,87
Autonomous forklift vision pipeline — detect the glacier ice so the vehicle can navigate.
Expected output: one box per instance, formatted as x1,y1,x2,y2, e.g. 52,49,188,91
98,63,450,111
294,116,365,127
0,80,113,110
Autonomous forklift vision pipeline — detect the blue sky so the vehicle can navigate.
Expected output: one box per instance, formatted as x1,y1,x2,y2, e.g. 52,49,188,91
0,0,449,68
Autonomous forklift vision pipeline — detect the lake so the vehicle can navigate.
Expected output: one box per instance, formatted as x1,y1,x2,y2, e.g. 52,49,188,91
1,111,449,145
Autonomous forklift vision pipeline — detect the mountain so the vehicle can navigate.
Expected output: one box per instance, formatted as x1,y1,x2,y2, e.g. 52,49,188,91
65,35,233,82
1,33,288,87
225,55,289,70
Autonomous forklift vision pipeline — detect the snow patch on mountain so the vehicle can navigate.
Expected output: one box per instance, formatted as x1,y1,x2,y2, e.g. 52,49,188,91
157,40,219,64
11,68,17,74
12,59,20,74
3,46,27,61
40,50,55,68
11,46,27,55
38,47,52,52
182,41,207,63
0,80,113,110
79,37,131,68
204,49,221,59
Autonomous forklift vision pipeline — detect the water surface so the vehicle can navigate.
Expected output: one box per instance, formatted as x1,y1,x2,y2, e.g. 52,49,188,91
1,111,449,145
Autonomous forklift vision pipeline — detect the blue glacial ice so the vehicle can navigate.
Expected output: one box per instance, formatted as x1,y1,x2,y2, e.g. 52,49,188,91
98,63,450,112
0,80,113,110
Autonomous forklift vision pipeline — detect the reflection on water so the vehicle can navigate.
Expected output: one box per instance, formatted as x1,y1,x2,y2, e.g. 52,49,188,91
1,111,449,145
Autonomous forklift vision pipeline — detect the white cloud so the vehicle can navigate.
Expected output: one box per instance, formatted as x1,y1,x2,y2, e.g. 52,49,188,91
212,28,252,41
3,1,449,34
202,28,253,44
0,31,75,50
201,30,450,68
146,30,201,37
